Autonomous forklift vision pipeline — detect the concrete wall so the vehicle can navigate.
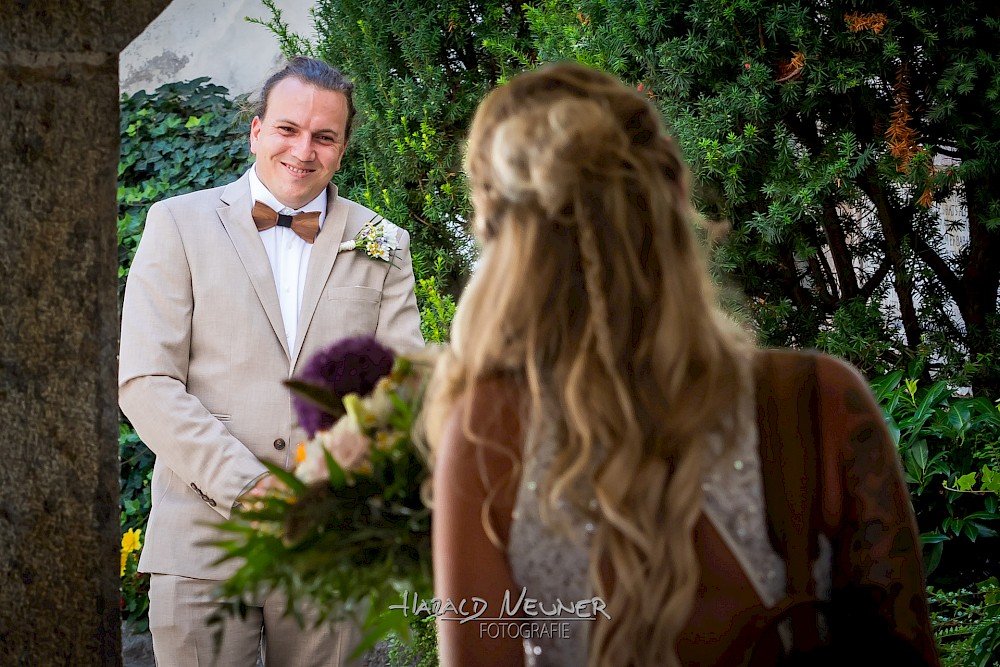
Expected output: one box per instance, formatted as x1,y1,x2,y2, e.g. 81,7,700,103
120,0,314,97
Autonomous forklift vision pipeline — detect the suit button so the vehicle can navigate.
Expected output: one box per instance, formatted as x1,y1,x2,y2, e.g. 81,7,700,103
273,438,286,450
208,499,217,507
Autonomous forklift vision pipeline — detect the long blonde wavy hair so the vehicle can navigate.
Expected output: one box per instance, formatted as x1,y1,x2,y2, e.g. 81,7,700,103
425,62,754,666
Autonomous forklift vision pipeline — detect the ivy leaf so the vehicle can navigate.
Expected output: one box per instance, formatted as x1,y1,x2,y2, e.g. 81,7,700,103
955,471,978,492
982,465,1000,493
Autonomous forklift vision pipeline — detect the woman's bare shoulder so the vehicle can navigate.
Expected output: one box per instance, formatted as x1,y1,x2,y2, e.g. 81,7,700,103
436,373,525,492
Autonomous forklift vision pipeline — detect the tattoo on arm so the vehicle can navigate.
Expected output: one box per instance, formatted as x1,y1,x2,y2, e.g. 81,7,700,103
835,386,934,656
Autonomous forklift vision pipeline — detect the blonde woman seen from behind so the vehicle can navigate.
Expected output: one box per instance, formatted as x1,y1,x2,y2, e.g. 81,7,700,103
425,62,940,667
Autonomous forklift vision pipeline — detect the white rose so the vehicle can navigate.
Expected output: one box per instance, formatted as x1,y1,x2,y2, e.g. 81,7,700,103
295,438,329,485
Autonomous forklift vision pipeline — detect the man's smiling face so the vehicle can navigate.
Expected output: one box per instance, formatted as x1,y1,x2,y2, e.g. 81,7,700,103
249,76,349,210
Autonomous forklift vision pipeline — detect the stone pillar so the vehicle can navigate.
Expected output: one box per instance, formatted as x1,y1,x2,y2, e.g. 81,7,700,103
0,2,171,664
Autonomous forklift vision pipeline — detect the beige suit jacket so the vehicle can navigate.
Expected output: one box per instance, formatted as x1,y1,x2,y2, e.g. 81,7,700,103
119,172,424,579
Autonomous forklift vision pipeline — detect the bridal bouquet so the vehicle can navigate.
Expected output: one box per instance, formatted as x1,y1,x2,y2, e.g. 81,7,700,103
213,336,434,653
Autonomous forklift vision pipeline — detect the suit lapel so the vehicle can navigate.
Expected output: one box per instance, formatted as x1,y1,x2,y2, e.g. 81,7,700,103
217,174,291,360
292,183,350,367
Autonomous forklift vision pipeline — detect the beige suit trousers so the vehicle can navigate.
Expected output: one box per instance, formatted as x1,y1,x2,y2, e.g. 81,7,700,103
149,575,361,667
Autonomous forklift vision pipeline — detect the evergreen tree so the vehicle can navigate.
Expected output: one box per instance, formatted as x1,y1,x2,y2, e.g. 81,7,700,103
528,0,1000,397
259,0,1000,395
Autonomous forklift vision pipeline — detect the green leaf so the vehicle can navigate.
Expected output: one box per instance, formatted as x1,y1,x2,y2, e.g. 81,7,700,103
946,402,973,435
982,466,1000,493
871,370,904,401
956,471,978,491
909,438,929,471
923,540,944,576
884,414,901,448
260,460,307,495
321,447,347,488
351,608,408,658
283,379,346,422
962,521,980,542
920,531,949,544
972,522,998,539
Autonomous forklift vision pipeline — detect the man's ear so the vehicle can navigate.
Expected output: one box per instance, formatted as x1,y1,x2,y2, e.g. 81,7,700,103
249,116,262,155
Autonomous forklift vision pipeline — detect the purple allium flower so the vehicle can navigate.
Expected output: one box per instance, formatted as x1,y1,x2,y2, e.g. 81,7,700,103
292,335,395,438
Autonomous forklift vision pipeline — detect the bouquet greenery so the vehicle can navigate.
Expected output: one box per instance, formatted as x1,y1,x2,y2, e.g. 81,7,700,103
213,335,434,654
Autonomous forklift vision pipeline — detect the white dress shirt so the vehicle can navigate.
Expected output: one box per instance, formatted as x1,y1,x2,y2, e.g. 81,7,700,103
247,165,327,358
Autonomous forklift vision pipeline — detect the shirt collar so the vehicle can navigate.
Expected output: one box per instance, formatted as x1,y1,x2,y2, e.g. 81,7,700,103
248,164,327,228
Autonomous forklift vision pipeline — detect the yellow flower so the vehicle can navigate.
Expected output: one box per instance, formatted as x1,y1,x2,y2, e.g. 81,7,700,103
121,528,142,555
120,551,127,577
295,441,307,465
374,431,397,452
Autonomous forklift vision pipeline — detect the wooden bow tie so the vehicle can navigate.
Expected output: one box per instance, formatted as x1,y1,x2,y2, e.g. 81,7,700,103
251,200,321,244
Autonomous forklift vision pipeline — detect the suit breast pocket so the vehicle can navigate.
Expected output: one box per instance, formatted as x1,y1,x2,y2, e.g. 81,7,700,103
326,286,382,303
324,286,381,335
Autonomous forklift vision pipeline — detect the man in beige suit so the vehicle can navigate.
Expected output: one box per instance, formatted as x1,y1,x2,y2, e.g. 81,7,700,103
119,57,423,666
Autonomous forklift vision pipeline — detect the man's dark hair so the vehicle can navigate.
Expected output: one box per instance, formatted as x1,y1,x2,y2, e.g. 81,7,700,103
256,56,357,144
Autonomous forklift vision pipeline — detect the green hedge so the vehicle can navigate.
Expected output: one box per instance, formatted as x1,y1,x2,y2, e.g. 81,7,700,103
118,78,254,633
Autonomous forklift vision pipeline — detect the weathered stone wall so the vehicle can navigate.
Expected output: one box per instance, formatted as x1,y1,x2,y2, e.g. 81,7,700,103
120,0,313,97
0,2,171,664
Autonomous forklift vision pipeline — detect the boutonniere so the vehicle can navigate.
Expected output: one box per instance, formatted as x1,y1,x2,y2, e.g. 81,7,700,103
338,217,399,268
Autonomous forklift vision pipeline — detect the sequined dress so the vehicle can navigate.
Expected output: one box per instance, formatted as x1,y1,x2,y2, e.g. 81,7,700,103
505,408,832,666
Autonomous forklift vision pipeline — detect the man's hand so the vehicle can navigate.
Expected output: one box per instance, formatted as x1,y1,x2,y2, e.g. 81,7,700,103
236,473,285,511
